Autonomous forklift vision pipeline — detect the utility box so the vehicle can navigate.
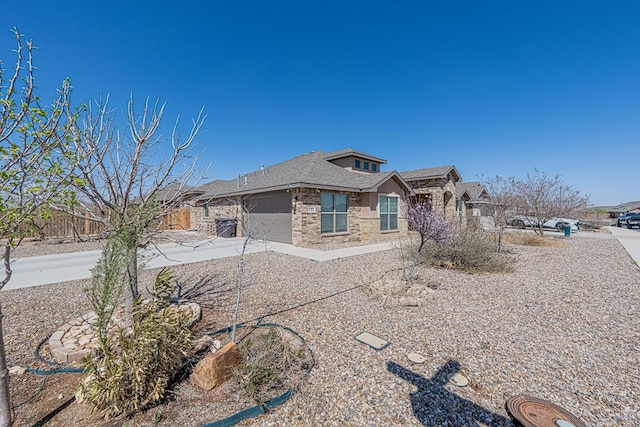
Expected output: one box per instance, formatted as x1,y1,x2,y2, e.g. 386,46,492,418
564,224,571,237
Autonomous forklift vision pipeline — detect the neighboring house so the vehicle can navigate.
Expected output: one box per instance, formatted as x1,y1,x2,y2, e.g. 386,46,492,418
455,182,492,228
456,182,490,215
399,165,462,219
606,201,640,218
191,149,465,247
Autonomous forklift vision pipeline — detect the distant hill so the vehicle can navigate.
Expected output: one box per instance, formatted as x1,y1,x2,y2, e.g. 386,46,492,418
586,201,640,218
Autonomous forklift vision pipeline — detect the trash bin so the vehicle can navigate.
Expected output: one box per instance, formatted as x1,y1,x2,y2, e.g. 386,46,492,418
563,224,571,237
215,218,237,238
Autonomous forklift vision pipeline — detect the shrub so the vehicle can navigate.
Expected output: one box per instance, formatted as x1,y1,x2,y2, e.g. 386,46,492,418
78,298,193,418
418,228,515,273
79,264,193,419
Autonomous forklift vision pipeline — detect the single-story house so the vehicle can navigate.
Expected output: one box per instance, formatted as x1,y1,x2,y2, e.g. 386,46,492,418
191,149,466,247
456,182,490,213
606,201,640,218
455,181,492,227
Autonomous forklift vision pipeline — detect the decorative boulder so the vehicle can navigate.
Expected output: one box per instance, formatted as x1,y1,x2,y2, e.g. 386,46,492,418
189,342,242,391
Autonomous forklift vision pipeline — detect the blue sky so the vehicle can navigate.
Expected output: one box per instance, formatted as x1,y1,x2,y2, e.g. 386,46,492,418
2,1,638,206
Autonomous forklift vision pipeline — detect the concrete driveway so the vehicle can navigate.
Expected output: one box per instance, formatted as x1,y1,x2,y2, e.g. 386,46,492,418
3,238,269,291
605,226,640,266
3,238,396,291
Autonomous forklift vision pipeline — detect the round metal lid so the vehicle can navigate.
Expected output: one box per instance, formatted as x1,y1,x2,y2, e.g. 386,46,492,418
506,395,586,427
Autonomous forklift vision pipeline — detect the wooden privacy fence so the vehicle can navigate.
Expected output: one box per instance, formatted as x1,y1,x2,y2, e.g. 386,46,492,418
16,207,191,239
161,208,191,231
26,210,105,239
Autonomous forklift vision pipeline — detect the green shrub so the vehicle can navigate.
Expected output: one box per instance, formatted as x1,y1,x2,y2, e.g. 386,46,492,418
418,228,515,273
78,297,193,418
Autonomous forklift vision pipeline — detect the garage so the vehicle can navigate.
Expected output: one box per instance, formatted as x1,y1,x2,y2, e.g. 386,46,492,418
243,191,293,244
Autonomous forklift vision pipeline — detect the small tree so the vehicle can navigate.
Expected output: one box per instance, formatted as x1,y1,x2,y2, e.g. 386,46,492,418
405,200,457,288
0,29,75,427
509,170,590,236
59,96,206,323
481,175,520,252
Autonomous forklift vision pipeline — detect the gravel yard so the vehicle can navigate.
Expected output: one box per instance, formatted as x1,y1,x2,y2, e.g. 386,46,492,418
3,234,639,426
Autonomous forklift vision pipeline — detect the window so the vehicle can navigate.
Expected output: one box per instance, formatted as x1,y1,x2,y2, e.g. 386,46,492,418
203,202,210,218
372,163,377,172
321,193,348,233
380,196,398,231
355,159,361,169
364,161,369,170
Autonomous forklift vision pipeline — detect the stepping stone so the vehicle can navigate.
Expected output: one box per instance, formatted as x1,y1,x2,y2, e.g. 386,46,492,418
447,372,469,387
407,352,426,364
354,332,389,350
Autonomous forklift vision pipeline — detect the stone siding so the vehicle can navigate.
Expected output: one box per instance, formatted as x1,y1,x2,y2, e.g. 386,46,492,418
195,186,409,247
192,198,244,237
292,188,362,246
409,179,459,219
292,188,408,247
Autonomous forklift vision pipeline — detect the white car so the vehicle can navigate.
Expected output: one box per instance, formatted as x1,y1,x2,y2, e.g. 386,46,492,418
508,215,541,228
543,218,579,231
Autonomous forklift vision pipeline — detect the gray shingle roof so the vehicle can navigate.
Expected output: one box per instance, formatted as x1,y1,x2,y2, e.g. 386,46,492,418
198,150,410,200
322,148,387,164
154,183,194,203
455,182,488,201
399,165,461,182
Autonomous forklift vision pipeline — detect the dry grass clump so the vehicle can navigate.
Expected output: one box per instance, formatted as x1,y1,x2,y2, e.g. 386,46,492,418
417,228,515,273
234,327,313,405
503,232,566,247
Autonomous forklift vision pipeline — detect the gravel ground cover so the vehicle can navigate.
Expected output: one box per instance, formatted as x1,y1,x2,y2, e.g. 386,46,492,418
3,234,639,426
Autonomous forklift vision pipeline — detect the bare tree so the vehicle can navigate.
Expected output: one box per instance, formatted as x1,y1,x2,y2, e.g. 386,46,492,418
59,96,206,323
481,175,521,251
509,170,590,236
0,29,74,427
405,199,457,288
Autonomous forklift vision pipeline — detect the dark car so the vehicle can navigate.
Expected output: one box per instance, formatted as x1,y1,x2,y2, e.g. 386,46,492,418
617,212,640,228
616,213,630,227
624,213,640,229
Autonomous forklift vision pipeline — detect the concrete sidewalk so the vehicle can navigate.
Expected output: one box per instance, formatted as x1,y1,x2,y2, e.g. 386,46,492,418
3,238,397,291
604,226,640,266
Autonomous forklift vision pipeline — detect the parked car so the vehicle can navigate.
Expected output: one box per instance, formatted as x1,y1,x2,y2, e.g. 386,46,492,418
620,213,640,229
543,218,579,231
615,214,630,227
508,215,579,231
507,215,540,229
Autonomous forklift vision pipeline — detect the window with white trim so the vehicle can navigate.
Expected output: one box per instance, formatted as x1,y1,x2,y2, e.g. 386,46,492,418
321,193,348,233
203,202,210,218
380,196,398,231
